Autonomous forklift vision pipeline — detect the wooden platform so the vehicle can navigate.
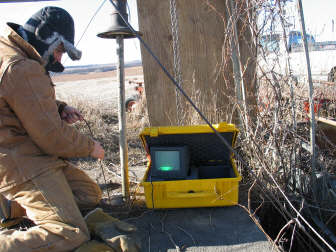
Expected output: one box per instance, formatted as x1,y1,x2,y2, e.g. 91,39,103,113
129,206,273,251
316,117,336,150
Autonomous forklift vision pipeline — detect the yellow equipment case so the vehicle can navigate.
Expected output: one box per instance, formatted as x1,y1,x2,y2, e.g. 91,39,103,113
140,122,241,209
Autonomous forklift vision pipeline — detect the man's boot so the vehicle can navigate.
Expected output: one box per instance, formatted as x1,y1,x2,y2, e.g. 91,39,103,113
84,208,141,252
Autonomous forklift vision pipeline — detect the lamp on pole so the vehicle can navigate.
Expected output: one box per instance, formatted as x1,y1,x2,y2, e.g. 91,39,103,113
97,0,137,202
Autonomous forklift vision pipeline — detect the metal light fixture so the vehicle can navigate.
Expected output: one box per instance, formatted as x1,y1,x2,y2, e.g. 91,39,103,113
97,0,137,39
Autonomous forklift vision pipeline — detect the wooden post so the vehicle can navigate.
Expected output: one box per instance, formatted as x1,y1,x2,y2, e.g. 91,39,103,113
137,0,257,126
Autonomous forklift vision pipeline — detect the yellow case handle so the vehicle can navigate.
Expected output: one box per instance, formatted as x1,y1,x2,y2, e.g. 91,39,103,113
166,191,218,199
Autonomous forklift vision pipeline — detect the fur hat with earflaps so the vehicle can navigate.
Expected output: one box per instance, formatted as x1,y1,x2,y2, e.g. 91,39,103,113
23,6,81,72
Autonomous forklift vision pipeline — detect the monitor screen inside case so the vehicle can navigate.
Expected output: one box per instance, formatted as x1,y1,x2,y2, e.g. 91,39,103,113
150,146,189,179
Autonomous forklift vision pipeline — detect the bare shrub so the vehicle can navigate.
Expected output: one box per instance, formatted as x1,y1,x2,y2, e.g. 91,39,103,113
62,96,147,203
192,0,336,250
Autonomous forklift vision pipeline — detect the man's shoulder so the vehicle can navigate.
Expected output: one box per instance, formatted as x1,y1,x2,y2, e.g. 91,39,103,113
0,35,42,72
0,38,30,78
0,40,19,63
1,56,48,93
8,57,43,74
1,58,44,87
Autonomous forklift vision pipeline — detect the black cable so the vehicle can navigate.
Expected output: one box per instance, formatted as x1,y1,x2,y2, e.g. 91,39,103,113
83,118,94,138
83,118,112,204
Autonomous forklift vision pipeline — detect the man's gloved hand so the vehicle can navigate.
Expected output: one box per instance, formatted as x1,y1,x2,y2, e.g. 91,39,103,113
60,105,83,124
74,240,115,252
85,208,136,233
90,141,105,160
84,208,141,252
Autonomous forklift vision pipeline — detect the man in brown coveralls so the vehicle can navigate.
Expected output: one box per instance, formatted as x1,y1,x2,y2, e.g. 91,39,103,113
0,6,105,251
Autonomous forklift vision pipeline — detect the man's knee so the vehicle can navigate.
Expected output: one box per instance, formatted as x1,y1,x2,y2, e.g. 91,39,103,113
63,163,102,208
0,221,90,252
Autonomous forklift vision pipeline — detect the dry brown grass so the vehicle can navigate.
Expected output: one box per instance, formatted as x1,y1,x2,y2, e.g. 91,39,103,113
62,96,149,213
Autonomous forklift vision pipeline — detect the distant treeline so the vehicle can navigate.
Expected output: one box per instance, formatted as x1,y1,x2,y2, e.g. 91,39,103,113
56,60,142,75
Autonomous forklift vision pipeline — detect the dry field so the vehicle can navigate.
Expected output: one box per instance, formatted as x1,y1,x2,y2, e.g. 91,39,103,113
53,66,144,109
52,66,143,83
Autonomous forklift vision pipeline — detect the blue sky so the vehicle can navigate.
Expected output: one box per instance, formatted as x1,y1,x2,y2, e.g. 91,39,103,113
287,0,336,41
0,0,335,66
0,0,141,66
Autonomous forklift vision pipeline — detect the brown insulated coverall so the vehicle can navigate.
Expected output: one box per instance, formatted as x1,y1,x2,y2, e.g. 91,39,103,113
0,23,102,251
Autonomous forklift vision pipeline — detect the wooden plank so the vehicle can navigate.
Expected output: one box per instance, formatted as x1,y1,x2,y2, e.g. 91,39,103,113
137,0,257,126
316,117,336,150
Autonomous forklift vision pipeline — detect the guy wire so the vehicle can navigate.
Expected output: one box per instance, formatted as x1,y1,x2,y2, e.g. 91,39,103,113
83,118,112,205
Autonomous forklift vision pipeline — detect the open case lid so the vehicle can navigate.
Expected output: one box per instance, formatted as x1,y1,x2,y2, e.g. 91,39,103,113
139,122,238,166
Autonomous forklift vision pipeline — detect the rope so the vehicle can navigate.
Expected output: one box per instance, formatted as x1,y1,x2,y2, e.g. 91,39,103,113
83,119,112,204
107,1,335,249
169,0,184,126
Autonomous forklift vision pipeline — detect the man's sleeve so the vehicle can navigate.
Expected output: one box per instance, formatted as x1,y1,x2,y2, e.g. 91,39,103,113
3,59,94,158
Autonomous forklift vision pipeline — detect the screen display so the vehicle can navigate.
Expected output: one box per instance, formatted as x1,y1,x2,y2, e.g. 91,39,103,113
155,151,180,171
149,146,189,179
